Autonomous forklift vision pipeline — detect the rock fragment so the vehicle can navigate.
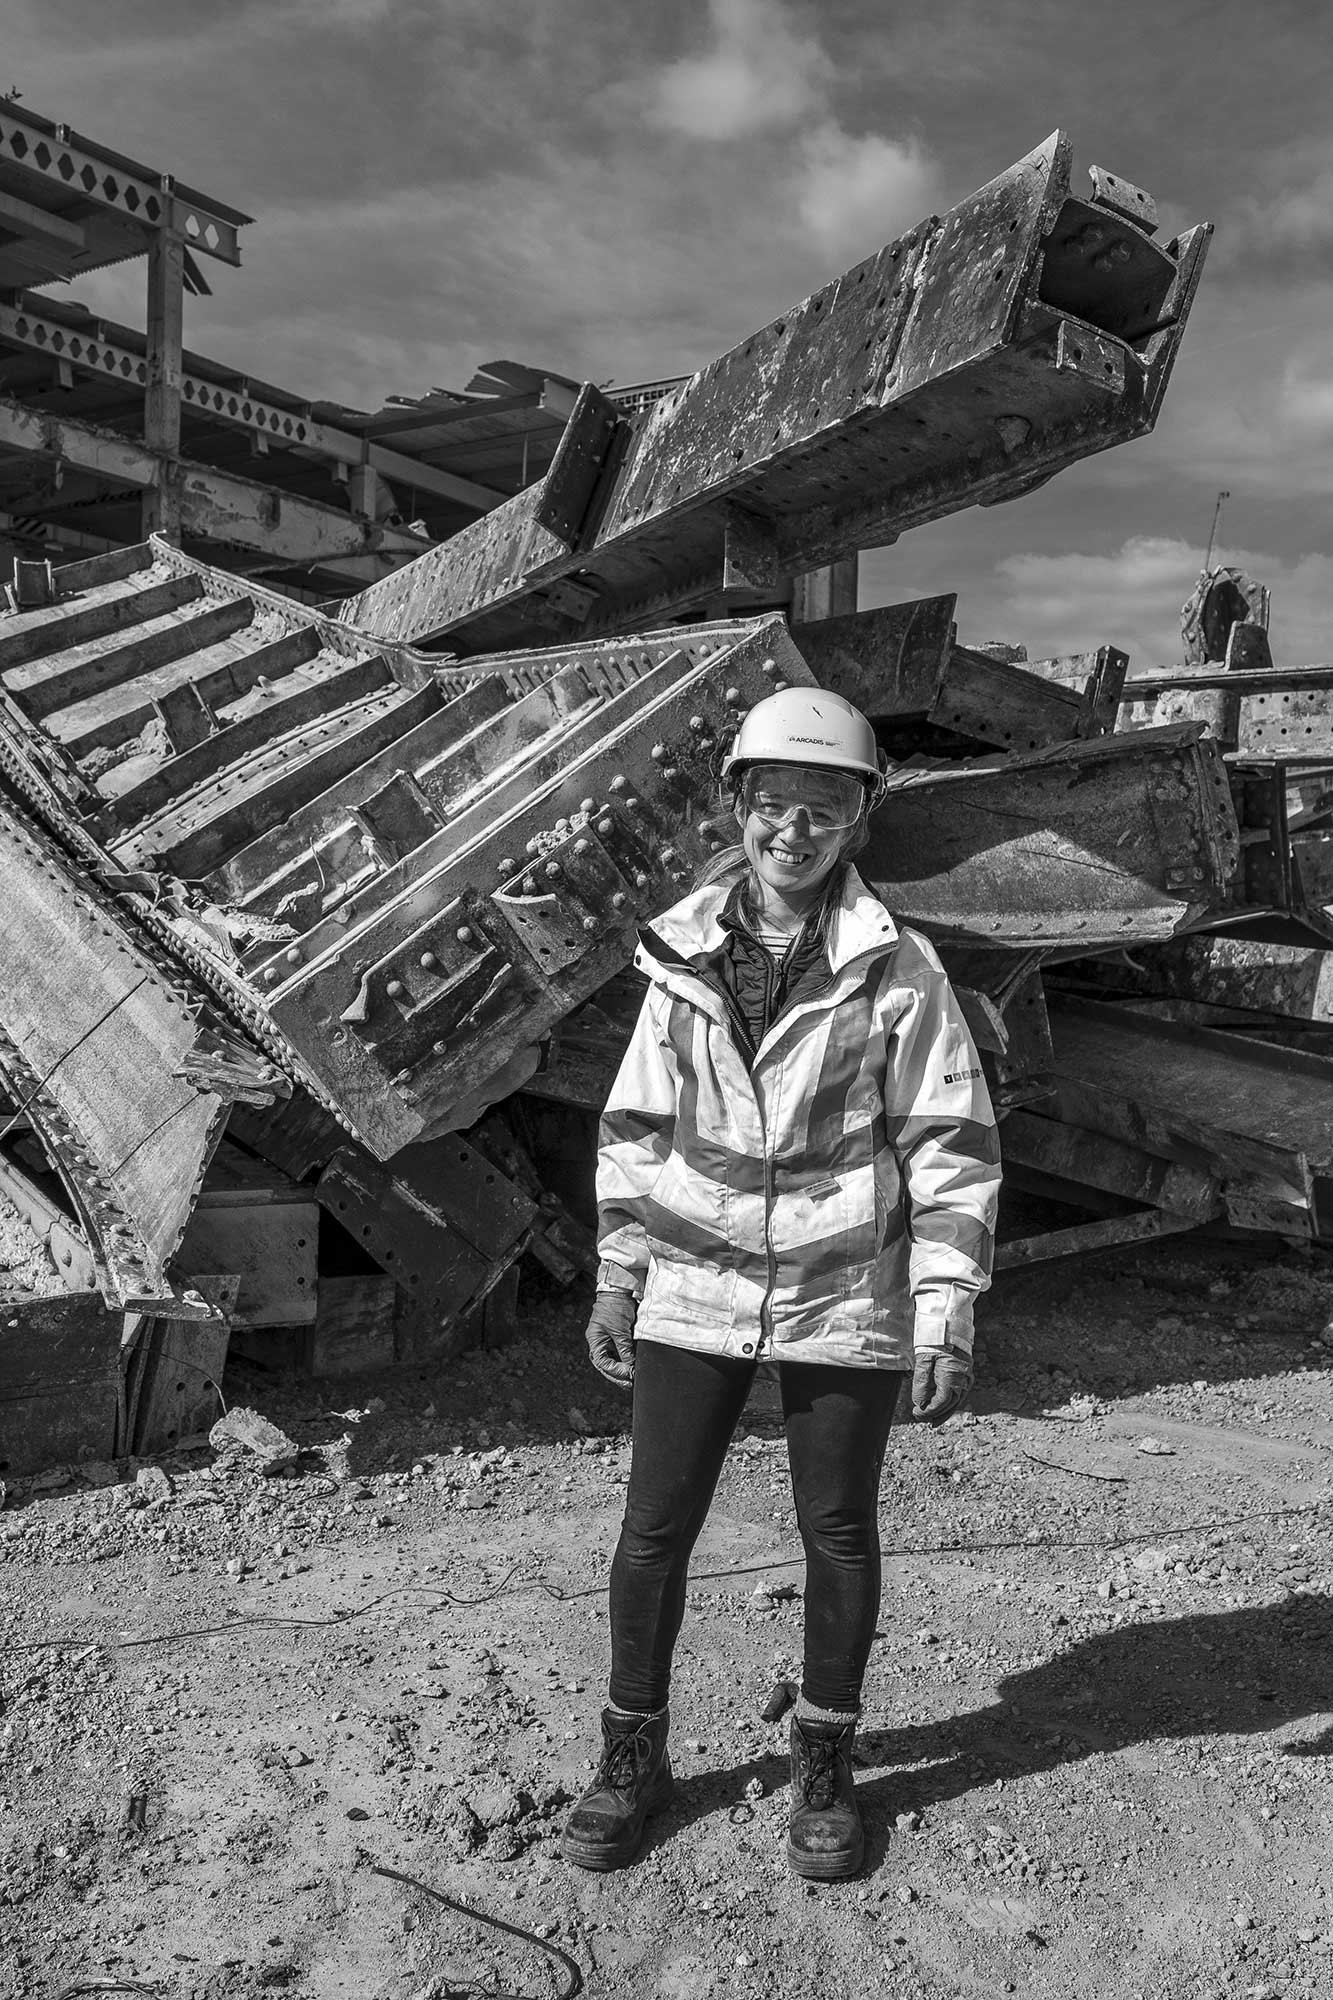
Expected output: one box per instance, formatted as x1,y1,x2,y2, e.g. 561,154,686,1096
209,1407,301,1473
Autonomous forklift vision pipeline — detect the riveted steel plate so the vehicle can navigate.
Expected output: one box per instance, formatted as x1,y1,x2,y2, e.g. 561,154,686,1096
863,723,1240,949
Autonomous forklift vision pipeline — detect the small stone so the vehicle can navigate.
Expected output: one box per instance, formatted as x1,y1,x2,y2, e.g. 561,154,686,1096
135,1465,173,1502
914,1629,938,1645
471,1784,522,1830
897,1883,916,1905
895,1810,921,1833
284,1749,311,1769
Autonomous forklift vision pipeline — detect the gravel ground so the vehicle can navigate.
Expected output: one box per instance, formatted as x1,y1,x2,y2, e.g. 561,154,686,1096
1,1236,1330,2000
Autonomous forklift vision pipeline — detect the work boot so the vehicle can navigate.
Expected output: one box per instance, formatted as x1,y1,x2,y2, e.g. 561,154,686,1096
787,1711,864,1881
561,1706,672,1871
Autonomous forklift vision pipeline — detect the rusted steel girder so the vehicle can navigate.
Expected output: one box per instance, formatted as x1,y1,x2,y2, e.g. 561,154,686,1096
0,537,819,1157
1120,663,1333,760
860,723,1240,949
253,617,815,1157
792,599,1126,752
1181,566,1270,666
338,134,1210,655
1043,996,1333,1236
1061,933,1333,1024
0,791,284,1313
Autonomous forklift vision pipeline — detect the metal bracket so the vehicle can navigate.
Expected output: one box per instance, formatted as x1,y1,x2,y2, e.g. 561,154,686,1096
535,383,628,549
1054,320,1126,394
492,821,637,974
1088,165,1158,235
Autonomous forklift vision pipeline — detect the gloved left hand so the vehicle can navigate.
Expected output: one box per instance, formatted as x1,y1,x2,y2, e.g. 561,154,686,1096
584,1290,637,1389
911,1345,974,1425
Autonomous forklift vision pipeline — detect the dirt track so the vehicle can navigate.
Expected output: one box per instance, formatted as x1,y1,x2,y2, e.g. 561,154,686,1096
1,1235,1331,2000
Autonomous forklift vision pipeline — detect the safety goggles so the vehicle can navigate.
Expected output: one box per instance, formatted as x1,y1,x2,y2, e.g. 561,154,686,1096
739,764,866,834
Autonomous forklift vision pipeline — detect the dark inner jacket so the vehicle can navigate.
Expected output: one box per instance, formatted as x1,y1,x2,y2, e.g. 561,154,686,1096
642,875,840,1068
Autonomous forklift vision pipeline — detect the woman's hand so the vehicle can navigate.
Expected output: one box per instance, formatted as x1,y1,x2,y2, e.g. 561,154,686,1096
911,1346,973,1424
584,1291,637,1388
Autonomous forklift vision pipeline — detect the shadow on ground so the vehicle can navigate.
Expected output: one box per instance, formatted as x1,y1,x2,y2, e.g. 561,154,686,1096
648,1593,1332,1857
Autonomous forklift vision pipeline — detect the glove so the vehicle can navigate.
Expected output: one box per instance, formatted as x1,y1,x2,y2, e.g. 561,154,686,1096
584,1290,637,1389
911,1345,974,1425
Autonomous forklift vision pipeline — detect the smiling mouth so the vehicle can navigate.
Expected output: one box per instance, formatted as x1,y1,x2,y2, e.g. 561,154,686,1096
769,847,812,867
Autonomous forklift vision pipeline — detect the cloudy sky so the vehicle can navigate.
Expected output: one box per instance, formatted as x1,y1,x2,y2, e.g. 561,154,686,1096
7,0,1331,665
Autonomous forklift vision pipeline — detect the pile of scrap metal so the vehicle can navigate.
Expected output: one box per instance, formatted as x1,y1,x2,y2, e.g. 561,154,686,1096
4,128,1316,1476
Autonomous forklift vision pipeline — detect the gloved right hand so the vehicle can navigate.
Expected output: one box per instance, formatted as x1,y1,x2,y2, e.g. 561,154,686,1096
584,1290,637,1389
911,1345,974,1425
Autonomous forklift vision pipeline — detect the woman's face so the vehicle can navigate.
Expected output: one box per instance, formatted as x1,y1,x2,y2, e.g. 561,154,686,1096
736,762,864,912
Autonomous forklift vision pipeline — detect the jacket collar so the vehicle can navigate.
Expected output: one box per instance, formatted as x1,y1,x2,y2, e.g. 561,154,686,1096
636,866,897,985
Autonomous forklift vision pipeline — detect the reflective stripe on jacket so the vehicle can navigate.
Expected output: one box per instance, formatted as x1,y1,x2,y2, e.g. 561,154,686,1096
596,867,1001,1371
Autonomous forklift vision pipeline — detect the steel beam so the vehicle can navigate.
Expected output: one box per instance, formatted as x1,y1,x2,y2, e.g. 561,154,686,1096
142,230,185,541
860,722,1240,948
0,300,508,514
253,619,814,1156
0,397,432,580
994,1209,1202,1270
1065,934,1333,1023
1002,1108,1221,1219
0,791,283,1312
1048,996,1333,1187
339,133,1210,652
0,103,248,265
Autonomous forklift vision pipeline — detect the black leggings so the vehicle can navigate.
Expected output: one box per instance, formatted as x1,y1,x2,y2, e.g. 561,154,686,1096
608,1340,902,1715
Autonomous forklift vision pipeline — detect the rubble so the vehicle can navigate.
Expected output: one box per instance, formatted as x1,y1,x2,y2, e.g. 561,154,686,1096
1,126,1332,1477
0,1244,1330,1994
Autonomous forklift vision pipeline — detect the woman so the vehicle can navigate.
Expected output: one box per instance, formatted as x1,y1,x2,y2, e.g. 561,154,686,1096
562,686,1000,1881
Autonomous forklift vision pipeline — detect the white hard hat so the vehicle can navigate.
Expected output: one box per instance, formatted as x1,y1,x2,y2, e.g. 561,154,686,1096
720,687,886,802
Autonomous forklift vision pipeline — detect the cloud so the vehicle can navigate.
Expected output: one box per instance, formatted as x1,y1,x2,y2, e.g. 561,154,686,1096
1212,140,1333,277
648,0,830,138
975,536,1333,669
644,0,941,265
793,122,938,262
1275,359,1333,441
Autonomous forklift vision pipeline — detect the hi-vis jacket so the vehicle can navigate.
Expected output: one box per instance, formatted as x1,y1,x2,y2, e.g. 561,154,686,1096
596,868,1001,1371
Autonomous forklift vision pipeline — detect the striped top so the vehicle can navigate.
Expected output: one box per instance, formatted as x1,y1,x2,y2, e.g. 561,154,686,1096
596,867,1001,1370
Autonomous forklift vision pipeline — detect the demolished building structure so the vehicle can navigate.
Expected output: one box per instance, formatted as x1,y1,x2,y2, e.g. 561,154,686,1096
4,124,1332,1477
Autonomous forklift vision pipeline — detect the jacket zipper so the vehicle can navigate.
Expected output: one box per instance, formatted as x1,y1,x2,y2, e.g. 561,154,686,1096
756,1079,775,1359
754,934,797,1360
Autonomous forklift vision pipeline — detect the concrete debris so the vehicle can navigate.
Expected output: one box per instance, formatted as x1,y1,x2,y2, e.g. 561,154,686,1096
208,1405,301,1473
